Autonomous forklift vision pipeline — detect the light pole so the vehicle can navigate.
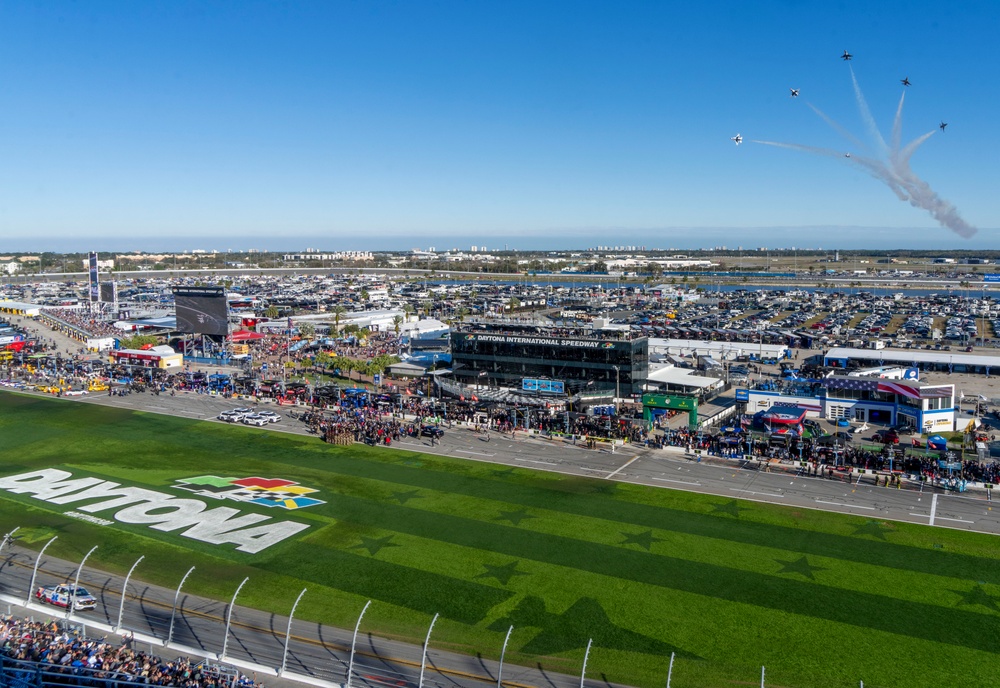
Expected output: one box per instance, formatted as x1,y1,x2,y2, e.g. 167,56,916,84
67,545,98,619
346,600,372,688
497,625,514,688
418,613,439,688
279,587,307,676
166,566,195,646
579,638,593,688
612,365,620,415
115,555,144,632
27,536,57,606
221,576,249,660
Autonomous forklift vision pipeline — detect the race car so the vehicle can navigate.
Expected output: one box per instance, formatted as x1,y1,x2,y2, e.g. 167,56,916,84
35,584,97,611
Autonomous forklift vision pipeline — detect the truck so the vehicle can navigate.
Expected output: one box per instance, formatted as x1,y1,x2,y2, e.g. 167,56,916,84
35,584,97,611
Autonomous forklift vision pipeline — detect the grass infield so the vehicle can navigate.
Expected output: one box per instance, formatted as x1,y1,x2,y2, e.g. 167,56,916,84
0,391,998,688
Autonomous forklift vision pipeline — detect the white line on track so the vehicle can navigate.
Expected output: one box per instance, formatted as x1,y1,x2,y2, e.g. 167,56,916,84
937,516,975,524
454,449,496,457
579,467,609,473
815,499,875,510
605,456,639,479
731,489,785,498
515,458,558,466
653,478,702,486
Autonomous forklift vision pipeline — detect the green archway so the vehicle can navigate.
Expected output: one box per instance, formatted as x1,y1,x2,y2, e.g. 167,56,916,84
642,393,698,429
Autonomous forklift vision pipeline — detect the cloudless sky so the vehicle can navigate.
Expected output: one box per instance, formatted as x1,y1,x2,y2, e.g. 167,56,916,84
0,1,997,251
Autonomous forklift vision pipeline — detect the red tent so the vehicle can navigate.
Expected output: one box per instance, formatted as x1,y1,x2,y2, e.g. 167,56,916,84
230,330,265,342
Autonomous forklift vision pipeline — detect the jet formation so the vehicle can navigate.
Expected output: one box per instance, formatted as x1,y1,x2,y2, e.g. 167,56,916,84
736,51,975,239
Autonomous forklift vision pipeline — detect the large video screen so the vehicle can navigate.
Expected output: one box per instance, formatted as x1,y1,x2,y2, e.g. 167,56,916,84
99,281,117,303
173,287,229,335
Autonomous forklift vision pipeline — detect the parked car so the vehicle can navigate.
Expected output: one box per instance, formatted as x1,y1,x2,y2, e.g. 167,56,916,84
255,410,281,423
420,426,444,438
242,414,269,427
872,429,900,444
36,585,97,611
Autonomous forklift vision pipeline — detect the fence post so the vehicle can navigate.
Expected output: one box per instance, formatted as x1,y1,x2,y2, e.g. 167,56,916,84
166,566,195,646
279,588,307,676
417,613,439,688
346,600,371,688
497,625,513,688
221,577,249,660
26,537,57,606
115,555,144,632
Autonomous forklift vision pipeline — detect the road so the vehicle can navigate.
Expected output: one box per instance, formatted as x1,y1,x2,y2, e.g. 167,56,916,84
68,387,1000,538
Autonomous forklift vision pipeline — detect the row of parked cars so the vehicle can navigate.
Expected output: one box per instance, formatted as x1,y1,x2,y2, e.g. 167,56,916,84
217,407,282,426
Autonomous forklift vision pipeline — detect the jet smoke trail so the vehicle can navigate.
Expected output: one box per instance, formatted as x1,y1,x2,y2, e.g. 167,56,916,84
753,66,977,239
890,92,905,157
806,102,869,153
849,65,889,155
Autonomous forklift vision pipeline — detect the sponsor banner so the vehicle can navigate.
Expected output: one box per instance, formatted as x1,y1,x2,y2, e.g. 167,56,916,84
462,333,624,349
0,469,314,553
735,389,749,402
88,253,99,304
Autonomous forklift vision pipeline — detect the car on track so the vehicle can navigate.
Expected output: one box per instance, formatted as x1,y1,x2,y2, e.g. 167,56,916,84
35,584,97,611
217,411,242,422
241,414,269,427
420,426,444,439
255,410,281,423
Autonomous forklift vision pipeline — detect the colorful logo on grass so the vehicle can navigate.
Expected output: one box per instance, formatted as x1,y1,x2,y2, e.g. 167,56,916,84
174,476,325,510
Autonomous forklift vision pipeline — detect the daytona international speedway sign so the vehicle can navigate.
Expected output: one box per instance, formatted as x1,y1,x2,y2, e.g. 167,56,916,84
0,470,318,553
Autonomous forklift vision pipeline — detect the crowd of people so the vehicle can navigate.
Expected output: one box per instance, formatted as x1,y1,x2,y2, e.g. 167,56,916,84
39,309,122,341
0,615,258,687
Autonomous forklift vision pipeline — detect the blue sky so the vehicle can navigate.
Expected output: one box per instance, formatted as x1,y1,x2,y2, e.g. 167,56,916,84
0,1,997,251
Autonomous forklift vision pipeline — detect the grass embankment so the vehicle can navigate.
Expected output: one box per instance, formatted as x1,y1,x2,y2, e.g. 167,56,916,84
0,392,998,688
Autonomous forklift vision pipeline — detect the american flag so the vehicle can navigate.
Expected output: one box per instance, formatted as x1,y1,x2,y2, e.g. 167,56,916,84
823,377,877,392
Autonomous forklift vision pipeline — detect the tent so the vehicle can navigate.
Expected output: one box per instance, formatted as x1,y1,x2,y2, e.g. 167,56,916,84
230,330,265,342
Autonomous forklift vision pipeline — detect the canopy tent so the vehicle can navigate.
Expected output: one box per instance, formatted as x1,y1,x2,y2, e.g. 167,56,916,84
230,330,265,342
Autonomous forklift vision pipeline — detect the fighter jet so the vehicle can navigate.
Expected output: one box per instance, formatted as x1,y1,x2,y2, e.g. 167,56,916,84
900,77,911,86
841,50,852,61
731,134,743,146
939,121,948,132
790,88,800,97
844,153,851,158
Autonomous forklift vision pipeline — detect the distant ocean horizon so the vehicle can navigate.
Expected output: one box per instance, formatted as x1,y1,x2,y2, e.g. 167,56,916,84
2,226,998,254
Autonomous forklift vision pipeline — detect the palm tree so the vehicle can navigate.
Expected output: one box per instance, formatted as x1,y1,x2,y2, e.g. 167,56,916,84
392,315,403,334
360,289,370,302
403,304,415,322
265,304,280,319
332,305,347,334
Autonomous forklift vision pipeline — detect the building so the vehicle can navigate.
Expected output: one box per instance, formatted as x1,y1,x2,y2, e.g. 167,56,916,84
450,324,648,398
743,375,956,432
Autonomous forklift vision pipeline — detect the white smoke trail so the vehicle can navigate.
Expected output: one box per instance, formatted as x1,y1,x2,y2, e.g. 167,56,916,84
890,91,905,158
849,65,889,155
806,102,870,152
752,64,976,239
